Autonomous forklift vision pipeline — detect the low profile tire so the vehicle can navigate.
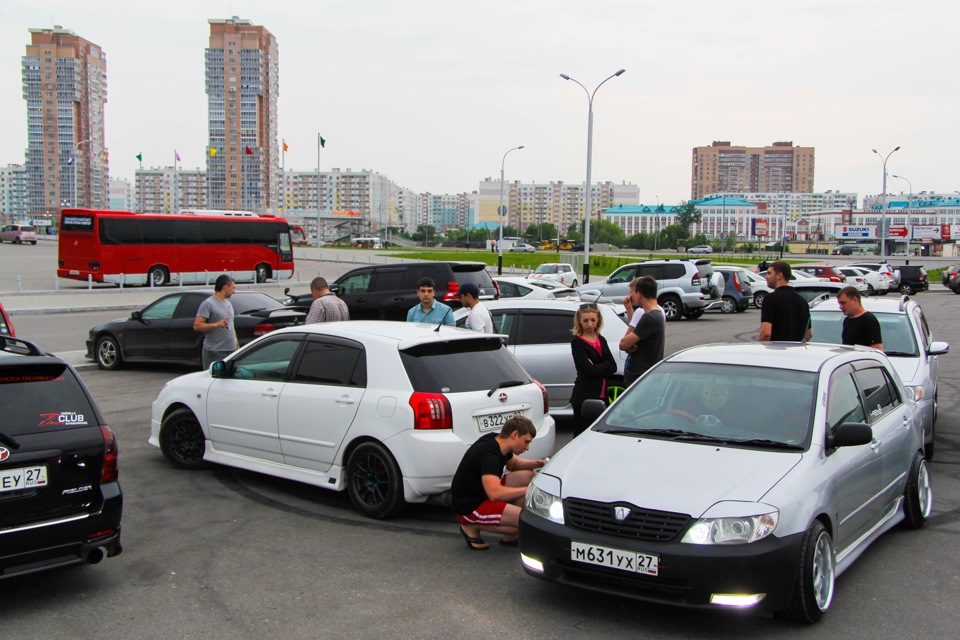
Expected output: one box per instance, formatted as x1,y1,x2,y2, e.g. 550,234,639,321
899,283,914,295
754,291,767,308
255,263,270,283
902,452,933,529
720,296,737,314
96,335,123,371
682,308,704,320
659,295,682,321
148,265,168,286
159,408,210,470
780,520,835,624
346,441,406,519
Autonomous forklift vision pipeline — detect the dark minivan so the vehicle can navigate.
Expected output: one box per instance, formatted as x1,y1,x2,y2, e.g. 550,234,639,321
0,337,122,578
285,261,498,320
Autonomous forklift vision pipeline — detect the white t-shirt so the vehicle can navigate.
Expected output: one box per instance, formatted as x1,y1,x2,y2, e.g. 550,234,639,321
466,301,494,333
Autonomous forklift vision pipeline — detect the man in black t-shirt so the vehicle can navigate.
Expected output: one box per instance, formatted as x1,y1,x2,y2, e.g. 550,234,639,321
838,286,883,349
451,416,547,550
759,261,812,342
619,275,666,387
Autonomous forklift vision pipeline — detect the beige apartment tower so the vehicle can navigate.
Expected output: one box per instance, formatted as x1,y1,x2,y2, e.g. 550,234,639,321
22,26,108,214
206,17,279,212
691,141,814,199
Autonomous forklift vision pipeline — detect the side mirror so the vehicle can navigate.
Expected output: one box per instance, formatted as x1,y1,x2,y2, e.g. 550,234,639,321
826,422,873,449
211,360,228,378
329,283,340,294
928,341,949,357
284,287,291,295
582,399,607,424
131,310,143,321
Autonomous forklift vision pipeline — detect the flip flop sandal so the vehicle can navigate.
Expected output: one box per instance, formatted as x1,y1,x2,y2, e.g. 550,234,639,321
459,526,489,551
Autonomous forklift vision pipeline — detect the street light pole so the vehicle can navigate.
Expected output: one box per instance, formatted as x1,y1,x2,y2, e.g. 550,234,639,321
72,138,92,208
560,69,625,285
891,174,912,258
872,146,900,260
497,145,524,275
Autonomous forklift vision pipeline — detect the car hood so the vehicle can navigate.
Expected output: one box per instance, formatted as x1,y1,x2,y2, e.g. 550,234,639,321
887,355,921,385
546,433,801,517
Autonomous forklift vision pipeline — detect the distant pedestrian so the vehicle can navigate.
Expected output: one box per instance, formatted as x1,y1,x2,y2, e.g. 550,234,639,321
406,277,455,325
570,302,617,436
619,276,666,387
305,276,349,324
194,274,238,369
758,261,811,342
459,282,493,333
837,286,883,349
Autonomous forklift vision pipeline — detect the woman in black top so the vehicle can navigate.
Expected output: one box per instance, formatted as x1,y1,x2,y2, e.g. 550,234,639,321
570,303,617,436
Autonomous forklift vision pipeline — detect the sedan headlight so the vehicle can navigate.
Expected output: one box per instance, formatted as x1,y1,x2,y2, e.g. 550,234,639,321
525,483,564,524
682,511,779,545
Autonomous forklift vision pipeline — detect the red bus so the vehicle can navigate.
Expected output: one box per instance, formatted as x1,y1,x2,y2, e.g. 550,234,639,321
57,208,295,286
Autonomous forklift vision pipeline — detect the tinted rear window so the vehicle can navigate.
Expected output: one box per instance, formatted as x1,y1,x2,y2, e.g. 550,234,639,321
451,265,494,288
0,363,98,435
230,293,285,313
400,339,530,393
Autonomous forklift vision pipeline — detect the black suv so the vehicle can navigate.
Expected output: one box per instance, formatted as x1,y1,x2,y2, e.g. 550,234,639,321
284,261,498,320
891,264,928,295
0,337,122,578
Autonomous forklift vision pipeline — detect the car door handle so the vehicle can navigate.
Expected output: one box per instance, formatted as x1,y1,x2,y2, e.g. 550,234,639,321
870,440,881,451
336,395,356,405
262,389,279,398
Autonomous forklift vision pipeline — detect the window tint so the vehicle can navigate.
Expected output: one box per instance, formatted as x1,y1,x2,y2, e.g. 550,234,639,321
406,266,441,289
338,271,373,295
491,311,517,339
827,370,866,430
231,337,301,381
0,363,98,435
373,270,404,293
141,295,180,320
229,293,284,313
635,265,661,279
608,266,636,284
400,338,529,393
497,282,519,298
518,312,573,345
854,366,900,421
293,339,366,387
177,295,203,319
661,264,686,279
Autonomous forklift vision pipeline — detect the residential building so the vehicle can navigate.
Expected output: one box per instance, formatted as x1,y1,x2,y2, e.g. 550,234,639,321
691,141,814,199
107,177,132,210
134,167,208,213
0,165,28,218
705,190,857,220
206,17,279,213
22,26,108,215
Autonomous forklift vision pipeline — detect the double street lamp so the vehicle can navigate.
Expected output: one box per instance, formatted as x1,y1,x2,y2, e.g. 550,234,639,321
72,137,92,208
497,145,524,275
872,146,900,260
560,69,625,285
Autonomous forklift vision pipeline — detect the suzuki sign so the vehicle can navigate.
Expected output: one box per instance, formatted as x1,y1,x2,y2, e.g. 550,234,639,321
839,225,876,239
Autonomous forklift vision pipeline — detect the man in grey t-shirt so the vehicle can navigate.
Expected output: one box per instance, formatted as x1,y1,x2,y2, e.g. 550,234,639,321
194,274,238,369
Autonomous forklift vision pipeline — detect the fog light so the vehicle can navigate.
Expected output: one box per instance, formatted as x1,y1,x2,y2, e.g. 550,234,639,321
710,593,766,607
520,553,544,573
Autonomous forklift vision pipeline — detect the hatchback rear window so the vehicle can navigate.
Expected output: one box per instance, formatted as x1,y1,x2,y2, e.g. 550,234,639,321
451,265,495,288
400,339,530,393
0,363,98,435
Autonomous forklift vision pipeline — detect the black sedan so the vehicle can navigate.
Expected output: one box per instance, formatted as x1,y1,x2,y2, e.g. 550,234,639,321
86,291,304,370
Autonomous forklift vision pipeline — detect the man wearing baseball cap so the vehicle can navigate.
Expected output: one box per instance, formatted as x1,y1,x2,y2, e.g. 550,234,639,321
459,282,494,333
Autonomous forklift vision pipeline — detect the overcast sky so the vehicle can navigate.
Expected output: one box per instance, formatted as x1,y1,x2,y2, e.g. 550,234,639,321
2,0,958,205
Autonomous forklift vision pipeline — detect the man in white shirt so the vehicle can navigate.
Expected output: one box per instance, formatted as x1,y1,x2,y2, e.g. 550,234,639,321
459,283,494,333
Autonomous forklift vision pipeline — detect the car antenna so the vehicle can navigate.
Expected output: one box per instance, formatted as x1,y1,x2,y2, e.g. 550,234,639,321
435,306,452,332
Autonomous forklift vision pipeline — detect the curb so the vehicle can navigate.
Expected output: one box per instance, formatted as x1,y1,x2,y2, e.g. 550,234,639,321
8,304,143,316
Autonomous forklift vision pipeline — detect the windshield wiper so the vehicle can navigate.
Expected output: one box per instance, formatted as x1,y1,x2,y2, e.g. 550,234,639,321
487,380,526,397
883,351,916,357
732,439,805,450
599,427,702,438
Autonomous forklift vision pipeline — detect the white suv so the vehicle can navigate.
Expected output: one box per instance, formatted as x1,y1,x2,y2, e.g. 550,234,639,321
149,321,556,519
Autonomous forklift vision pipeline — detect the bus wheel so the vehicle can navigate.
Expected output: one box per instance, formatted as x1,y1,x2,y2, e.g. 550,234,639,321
148,266,168,286
255,264,269,283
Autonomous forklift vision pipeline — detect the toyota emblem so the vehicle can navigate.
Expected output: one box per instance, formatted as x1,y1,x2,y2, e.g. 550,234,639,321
498,392,508,404
0,447,9,461
614,506,631,521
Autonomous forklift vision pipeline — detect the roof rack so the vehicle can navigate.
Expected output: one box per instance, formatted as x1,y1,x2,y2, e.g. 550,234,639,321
0,336,47,357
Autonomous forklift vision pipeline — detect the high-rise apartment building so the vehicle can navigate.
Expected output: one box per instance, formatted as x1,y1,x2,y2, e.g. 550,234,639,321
135,167,208,213
1,165,28,218
22,26,108,215
206,17,279,212
691,141,814,199
108,177,132,211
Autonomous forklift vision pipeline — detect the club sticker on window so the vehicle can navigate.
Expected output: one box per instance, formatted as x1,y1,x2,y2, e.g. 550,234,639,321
39,412,88,427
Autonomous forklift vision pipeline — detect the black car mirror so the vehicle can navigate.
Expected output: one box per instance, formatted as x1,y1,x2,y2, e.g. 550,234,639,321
582,399,607,424
827,422,873,449
131,310,142,321
329,283,340,294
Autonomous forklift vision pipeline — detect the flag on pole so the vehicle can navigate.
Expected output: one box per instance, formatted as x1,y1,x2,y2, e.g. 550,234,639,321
319,137,326,148
245,146,253,155
175,151,181,163
209,148,218,157
283,141,289,152
136,153,142,162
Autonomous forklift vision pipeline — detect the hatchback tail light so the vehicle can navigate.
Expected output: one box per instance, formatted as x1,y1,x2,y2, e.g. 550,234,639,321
492,279,501,298
409,392,453,429
732,272,742,292
691,274,702,288
443,281,460,302
253,323,276,337
100,425,119,484
533,379,549,414
829,276,843,282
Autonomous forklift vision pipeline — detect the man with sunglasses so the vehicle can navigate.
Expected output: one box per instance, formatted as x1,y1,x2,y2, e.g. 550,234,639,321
619,276,665,387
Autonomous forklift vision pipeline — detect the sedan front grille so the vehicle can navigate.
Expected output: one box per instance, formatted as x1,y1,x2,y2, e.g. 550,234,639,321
564,497,691,542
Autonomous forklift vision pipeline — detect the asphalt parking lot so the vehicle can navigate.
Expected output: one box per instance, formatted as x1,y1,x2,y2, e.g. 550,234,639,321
2,246,959,638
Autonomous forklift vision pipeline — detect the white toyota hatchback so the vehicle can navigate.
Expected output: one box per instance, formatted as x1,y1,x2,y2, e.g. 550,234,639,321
149,321,555,518
529,263,579,287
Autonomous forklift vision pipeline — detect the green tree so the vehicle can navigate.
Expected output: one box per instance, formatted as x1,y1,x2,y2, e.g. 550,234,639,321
676,201,702,231
524,222,559,245
658,224,691,250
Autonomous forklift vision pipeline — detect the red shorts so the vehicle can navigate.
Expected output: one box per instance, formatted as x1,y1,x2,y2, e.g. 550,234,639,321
457,499,508,526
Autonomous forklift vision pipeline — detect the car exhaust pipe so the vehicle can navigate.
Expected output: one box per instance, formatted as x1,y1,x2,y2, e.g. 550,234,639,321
85,547,105,565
